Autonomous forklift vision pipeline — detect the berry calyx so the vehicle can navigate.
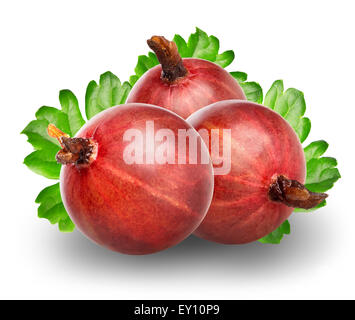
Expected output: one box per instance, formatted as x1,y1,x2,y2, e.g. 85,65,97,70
147,36,188,83
269,175,328,209
47,124,97,168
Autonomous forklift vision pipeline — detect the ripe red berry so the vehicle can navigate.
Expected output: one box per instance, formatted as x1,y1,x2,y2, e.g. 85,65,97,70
48,103,214,254
187,100,328,244
126,36,246,119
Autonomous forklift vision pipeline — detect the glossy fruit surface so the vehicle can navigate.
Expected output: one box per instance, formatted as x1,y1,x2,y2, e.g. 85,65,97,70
187,100,308,244
127,58,245,119
57,103,214,254
126,36,245,118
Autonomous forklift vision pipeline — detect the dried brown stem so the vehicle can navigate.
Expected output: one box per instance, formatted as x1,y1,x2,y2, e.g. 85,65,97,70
147,35,187,83
47,124,97,167
269,175,328,209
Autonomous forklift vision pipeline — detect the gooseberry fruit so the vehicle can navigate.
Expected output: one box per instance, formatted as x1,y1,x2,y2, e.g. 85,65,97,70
48,103,214,254
187,100,328,244
126,36,246,119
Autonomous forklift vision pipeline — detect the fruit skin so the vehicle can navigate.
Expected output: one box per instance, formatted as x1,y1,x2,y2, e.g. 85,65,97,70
60,103,214,254
126,58,246,119
187,100,306,244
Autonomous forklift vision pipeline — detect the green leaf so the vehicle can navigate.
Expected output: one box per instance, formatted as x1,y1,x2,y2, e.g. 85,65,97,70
174,27,219,61
264,81,311,143
22,107,68,178
230,71,247,83
264,80,284,109
22,107,70,150
304,140,329,162
172,34,189,57
215,50,235,68
305,157,341,193
174,28,234,66
129,53,159,86
231,71,263,103
283,141,339,213
24,149,61,179
240,82,263,104
22,91,85,180
59,90,85,135
86,71,132,119
258,220,291,244
58,216,75,232
294,141,338,213
22,90,84,229
35,183,74,232
129,75,139,86
36,107,71,134
303,140,341,193
295,117,311,143
135,52,159,77
22,119,61,151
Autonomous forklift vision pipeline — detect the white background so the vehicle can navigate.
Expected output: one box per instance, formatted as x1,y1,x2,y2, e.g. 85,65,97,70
0,0,354,299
